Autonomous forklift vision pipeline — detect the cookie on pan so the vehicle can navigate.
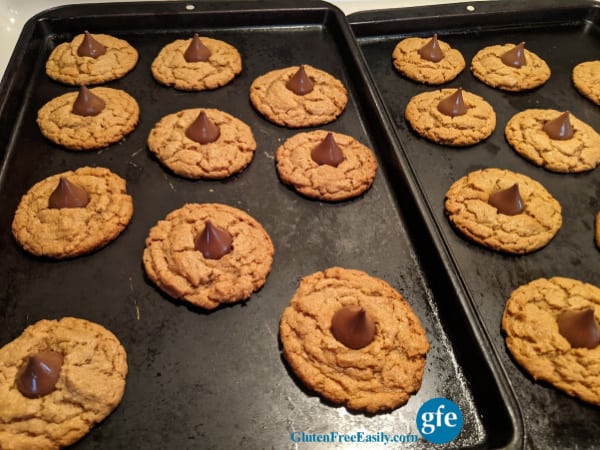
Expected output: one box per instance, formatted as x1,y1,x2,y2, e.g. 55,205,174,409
502,277,600,406
471,42,551,91
275,130,377,201
148,108,256,179
392,34,465,84
505,109,600,173
279,267,429,414
250,65,348,128
0,317,127,449
12,167,133,259
444,168,562,254
404,87,496,146
151,34,242,91
46,31,138,86
143,203,274,310
572,60,600,106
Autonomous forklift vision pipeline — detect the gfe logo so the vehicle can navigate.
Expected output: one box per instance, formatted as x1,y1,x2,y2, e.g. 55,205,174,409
416,397,463,444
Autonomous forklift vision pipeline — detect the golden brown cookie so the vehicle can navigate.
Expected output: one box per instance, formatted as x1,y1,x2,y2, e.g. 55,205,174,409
279,267,429,413
0,317,127,449
143,203,274,310
471,43,551,91
151,36,241,91
505,109,600,173
404,88,496,146
147,108,256,179
573,60,600,106
249,65,348,128
275,130,378,201
392,36,465,84
444,168,562,254
12,167,133,259
46,33,138,86
502,277,600,405
37,87,140,151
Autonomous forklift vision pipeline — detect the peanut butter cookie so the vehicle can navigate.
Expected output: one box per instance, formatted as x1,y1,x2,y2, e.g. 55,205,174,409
502,277,600,406
151,36,241,91
505,109,600,173
0,317,127,449
275,130,377,201
143,203,274,310
249,65,348,128
12,167,133,258
46,32,138,86
147,108,256,179
572,60,600,106
444,168,562,254
279,267,429,413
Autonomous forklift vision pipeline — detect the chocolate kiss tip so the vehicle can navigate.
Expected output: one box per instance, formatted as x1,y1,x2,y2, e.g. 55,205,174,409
437,87,467,117
16,350,64,398
185,111,220,144
501,41,526,68
488,183,524,216
543,111,574,140
557,308,600,349
48,177,90,209
194,220,233,260
330,305,376,350
72,85,106,117
286,65,314,95
418,33,444,62
184,33,211,62
77,31,106,58
311,132,344,167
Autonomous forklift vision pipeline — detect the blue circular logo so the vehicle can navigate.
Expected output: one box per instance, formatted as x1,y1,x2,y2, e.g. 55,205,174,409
416,397,463,444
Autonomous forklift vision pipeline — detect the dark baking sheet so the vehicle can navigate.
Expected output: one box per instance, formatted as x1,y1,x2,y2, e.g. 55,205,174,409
349,1,600,449
0,1,521,449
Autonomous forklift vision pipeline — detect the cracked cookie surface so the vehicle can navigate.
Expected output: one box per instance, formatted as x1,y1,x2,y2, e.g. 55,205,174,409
471,43,551,91
572,60,600,106
275,130,377,201
404,88,496,146
444,168,562,254
151,36,241,90
502,277,600,405
46,33,138,86
143,203,274,310
37,87,140,151
147,108,256,179
505,109,600,173
249,65,348,128
279,267,429,413
0,317,127,450
12,167,133,259
392,36,465,84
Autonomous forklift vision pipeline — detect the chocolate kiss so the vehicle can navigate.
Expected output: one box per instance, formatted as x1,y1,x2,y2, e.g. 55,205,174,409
185,111,220,144
437,88,468,117
501,42,526,68
330,305,376,350
77,31,107,58
488,183,524,216
48,177,90,209
16,350,64,398
557,308,600,349
72,86,106,116
311,133,344,167
184,33,211,62
418,33,444,62
194,220,233,259
286,65,314,95
543,111,574,140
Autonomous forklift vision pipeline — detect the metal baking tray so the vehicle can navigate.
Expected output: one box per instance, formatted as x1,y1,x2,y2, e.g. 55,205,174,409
0,1,520,448
349,0,600,448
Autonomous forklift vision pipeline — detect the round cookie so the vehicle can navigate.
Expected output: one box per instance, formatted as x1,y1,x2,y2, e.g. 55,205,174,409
147,108,256,179
505,109,600,173
143,203,274,310
12,167,134,259
46,33,138,85
0,317,127,449
573,60,600,106
392,36,465,84
249,65,348,128
502,277,600,405
444,168,562,254
470,43,551,91
279,267,429,413
37,87,140,151
151,36,241,91
404,88,496,146
275,130,378,201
